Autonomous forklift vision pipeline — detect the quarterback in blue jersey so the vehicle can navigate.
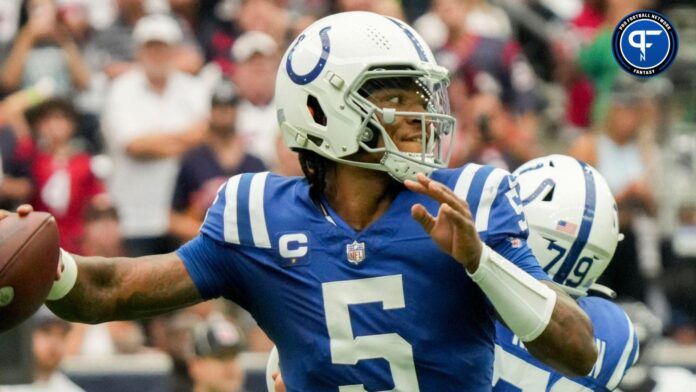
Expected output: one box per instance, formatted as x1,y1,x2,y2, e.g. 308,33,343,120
22,11,597,392
492,155,639,392
267,155,640,392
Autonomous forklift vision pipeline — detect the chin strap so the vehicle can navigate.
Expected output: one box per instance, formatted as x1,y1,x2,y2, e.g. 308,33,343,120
381,152,436,182
586,284,617,300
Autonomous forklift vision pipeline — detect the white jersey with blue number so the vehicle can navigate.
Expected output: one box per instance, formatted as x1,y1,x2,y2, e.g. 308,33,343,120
177,164,550,391
493,296,639,392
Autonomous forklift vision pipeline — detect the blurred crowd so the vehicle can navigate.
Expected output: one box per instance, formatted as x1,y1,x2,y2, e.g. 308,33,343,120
0,0,695,390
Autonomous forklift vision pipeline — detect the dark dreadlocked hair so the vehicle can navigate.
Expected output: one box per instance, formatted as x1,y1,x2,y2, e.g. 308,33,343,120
298,149,334,202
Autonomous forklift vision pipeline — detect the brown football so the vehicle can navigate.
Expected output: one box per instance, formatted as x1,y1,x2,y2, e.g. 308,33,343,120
0,212,60,333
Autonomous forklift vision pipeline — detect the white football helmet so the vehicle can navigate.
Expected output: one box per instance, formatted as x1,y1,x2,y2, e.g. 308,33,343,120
513,155,620,297
275,11,456,182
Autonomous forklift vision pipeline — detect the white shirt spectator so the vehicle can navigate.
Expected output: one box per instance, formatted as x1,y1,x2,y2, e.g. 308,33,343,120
0,372,84,392
465,6,513,39
102,69,209,238
0,0,21,47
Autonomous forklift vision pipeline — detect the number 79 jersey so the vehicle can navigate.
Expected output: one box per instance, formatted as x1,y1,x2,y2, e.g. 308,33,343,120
177,164,549,391
493,296,639,392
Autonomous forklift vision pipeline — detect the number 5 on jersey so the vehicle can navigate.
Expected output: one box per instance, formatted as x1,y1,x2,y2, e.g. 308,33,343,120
322,275,420,392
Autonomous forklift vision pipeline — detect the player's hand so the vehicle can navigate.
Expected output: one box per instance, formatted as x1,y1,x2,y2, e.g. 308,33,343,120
0,205,62,280
272,371,286,392
405,173,482,273
0,204,34,219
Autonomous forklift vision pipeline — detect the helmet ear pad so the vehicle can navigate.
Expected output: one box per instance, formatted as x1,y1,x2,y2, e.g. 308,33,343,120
306,95,327,126
361,124,380,149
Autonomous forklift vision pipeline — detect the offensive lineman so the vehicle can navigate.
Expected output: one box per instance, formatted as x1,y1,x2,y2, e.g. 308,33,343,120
11,12,597,391
492,155,639,391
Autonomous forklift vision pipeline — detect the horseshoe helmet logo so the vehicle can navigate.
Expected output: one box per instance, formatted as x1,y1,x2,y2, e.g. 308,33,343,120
285,26,331,85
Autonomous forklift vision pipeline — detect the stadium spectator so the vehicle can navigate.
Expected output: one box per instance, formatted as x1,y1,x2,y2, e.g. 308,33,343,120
24,98,105,253
336,0,373,12
0,307,84,392
0,125,33,210
367,0,405,20
163,312,199,392
169,0,224,70
575,0,653,122
570,78,658,302
80,202,123,257
57,0,91,46
0,78,57,210
550,0,606,137
102,14,209,257
414,0,539,126
232,30,280,167
463,0,512,39
169,80,266,243
66,319,150,357
81,0,144,80
661,204,696,344
451,93,541,170
236,0,289,45
1,0,91,96
177,0,260,78
188,318,247,392
0,1,22,59
85,0,203,80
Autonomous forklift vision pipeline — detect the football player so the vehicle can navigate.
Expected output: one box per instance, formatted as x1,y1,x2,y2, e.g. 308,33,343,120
492,155,639,391
13,12,597,391
266,155,640,392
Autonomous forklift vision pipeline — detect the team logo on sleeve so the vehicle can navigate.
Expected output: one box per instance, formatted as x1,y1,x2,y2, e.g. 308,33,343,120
346,241,366,265
612,10,678,77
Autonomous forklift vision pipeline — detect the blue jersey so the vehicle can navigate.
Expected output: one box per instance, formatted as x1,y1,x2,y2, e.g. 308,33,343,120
492,296,639,392
177,164,548,391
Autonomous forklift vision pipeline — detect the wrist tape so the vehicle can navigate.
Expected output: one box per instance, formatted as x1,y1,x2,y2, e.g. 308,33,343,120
47,249,78,301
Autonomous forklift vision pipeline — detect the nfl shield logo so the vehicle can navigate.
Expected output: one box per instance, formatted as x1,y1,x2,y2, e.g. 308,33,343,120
346,241,366,265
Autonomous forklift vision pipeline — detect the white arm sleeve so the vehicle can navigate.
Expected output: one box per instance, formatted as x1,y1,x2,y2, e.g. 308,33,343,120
469,244,557,342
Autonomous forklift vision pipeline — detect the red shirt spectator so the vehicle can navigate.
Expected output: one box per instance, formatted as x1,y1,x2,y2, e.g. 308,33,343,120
561,0,606,129
25,98,104,253
31,150,103,253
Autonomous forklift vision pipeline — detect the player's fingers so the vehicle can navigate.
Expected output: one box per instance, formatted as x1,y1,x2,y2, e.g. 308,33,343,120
442,204,477,235
411,204,436,233
409,175,473,221
0,210,10,220
425,180,473,220
413,174,471,217
16,204,33,217
410,174,450,204
408,173,444,199
441,203,463,224
415,172,432,188
404,178,428,195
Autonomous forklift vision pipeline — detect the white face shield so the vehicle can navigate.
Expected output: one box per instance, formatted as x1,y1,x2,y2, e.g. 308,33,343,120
342,65,456,182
